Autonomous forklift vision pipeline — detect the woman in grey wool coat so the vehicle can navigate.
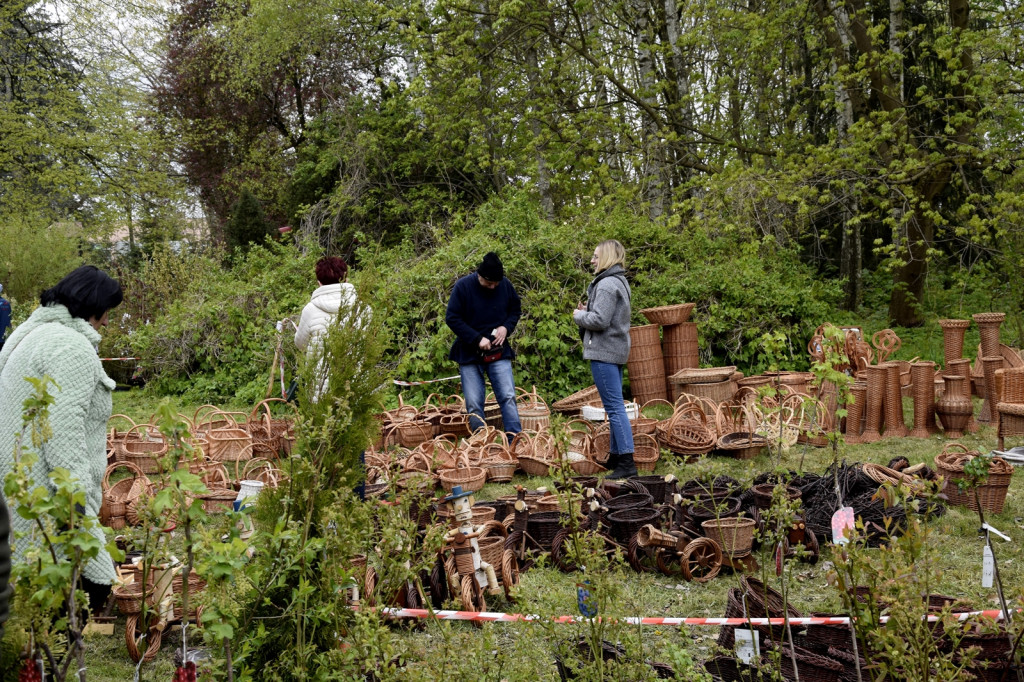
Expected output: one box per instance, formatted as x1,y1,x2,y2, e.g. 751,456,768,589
573,240,636,479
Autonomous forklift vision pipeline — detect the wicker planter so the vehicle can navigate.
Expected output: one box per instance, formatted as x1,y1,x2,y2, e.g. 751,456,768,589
701,517,754,557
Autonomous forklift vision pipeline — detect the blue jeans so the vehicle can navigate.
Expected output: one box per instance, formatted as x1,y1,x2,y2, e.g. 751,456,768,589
590,361,634,455
460,360,522,436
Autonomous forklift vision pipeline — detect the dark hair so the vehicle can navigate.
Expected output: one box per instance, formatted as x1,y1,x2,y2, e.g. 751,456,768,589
40,265,123,321
315,257,348,285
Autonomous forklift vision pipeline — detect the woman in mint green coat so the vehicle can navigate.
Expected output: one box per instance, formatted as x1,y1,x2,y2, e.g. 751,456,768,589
0,266,123,612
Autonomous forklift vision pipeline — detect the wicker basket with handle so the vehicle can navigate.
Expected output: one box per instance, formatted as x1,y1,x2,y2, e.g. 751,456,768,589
633,433,661,472
516,386,551,432
101,461,151,529
121,424,168,475
247,398,296,458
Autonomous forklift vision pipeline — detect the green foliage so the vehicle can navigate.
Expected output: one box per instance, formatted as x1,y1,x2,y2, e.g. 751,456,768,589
362,191,840,404
830,483,977,681
0,218,85,303
2,376,124,681
226,189,275,253
129,241,317,403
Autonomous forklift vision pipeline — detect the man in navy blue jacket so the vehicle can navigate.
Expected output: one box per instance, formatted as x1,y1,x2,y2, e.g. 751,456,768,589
445,252,523,438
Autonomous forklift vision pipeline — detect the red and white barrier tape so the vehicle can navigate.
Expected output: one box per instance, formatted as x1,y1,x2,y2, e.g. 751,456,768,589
100,357,140,362
393,375,461,387
376,607,1011,626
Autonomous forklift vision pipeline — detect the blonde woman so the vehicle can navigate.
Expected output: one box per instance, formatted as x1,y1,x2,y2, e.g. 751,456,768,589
572,240,635,478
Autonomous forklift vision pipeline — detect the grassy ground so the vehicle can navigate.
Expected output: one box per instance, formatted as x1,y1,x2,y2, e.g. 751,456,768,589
66,390,1024,680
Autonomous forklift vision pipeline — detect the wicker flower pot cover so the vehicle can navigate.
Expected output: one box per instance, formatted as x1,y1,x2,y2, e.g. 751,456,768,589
701,517,754,557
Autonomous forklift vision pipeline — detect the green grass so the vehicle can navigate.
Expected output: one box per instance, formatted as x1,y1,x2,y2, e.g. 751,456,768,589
71,388,1024,680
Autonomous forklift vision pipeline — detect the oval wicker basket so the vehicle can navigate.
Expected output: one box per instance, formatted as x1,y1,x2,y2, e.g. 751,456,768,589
101,460,151,528
121,424,168,475
439,466,487,493
208,425,253,463
517,455,551,477
247,398,296,458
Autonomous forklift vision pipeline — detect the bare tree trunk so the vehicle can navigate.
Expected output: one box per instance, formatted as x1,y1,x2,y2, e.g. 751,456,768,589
525,46,555,220
633,0,666,218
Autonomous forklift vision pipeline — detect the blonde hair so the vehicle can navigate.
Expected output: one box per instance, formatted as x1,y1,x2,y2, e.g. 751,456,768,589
594,239,626,273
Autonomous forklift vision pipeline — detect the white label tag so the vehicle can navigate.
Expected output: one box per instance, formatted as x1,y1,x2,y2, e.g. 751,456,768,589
983,545,994,588
735,628,760,664
832,506,855,545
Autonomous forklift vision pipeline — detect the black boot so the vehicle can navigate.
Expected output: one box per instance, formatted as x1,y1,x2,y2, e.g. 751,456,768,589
602,451,619,474
608,452,637,480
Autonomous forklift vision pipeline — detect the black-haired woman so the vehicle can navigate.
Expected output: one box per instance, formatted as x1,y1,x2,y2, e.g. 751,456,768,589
0,265,123,612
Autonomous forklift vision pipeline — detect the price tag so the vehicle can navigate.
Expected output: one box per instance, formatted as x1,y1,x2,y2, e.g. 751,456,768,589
832,507,855,545
735,628,760,663
982,545,994,588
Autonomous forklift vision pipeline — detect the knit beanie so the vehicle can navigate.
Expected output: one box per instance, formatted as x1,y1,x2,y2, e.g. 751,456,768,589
477,252,504,282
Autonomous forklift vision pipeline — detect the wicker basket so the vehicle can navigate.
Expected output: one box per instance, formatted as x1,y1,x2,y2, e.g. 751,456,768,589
717,432,767,460
640,303,695,326
101,461,151,529
605,506,662,544
628,325,668,402
517,455,551,477
551,385,601,415
661,322,699,374
569,458,607,475
201,488,239,514
247,398,296,458
670,366,736,384
121,424,168,474
516,386,551,431
935,444,1013,513
526,511,565,551
208,423,253,463
672,379,736,405
439,465,487,493
484,461,517,482
701,517,755,557
633,433,661,472
655,404,716,457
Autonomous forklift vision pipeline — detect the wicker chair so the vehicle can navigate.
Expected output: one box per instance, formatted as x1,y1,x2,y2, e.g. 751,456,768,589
997,367,1024,450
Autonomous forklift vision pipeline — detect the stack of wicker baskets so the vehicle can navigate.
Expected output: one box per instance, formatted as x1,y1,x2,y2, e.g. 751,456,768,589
627,325,668,403
641,304,698,383
655,404,716,459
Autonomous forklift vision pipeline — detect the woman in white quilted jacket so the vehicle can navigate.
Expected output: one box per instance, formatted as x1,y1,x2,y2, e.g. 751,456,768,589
294,257,358,400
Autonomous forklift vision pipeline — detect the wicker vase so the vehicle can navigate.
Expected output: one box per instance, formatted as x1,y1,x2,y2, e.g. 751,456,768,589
979,356,1004,423
844,381,867,444
946,358,978,433
881,362,908,438
861,365,887,443
936,375,972,439
908,362,937,438
973,313,1006,360
939,319,971,367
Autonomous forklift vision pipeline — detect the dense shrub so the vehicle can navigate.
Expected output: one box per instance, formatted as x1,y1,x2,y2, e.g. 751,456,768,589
360,191,842,403
128,242,317,402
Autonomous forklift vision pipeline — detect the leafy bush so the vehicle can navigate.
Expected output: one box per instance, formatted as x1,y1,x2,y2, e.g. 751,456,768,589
128,242,317,402
361,190,842,403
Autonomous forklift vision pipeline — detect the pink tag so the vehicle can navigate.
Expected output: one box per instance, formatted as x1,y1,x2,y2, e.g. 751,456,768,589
831,507,855,545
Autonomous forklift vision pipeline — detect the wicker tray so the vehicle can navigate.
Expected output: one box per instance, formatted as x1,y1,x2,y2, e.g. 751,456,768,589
551,385,601,415
669,366,737,385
